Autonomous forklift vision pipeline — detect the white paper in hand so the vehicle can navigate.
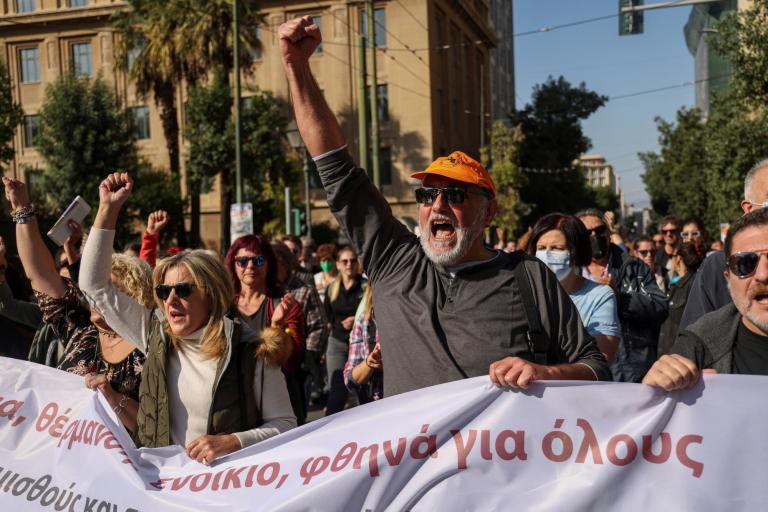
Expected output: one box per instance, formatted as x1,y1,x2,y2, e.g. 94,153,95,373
47,196,91,246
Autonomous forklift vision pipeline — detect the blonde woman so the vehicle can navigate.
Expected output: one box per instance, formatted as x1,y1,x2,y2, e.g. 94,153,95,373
2,177,153,431
324,245,366,415
80,173,296,465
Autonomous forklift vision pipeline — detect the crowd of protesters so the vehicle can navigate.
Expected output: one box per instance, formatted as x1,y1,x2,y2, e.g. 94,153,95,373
0,16,767,468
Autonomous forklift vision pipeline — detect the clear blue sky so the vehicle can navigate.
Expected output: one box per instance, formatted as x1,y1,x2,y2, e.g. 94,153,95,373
514,0,695,210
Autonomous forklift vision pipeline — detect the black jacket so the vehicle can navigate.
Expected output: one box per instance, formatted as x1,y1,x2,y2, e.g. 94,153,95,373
658,271,697,356
672,302,741,374
679,251,730,330
611,255,669,382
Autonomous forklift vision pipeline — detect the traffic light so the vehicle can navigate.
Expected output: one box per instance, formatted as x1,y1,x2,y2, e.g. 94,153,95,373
619,0,644,36
291,206,308,236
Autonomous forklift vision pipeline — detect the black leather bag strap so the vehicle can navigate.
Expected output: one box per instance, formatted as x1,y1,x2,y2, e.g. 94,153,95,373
510,252,549,365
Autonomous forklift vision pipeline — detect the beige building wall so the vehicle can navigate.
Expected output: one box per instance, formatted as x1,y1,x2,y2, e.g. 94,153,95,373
579,154,617,191
1,0,495,249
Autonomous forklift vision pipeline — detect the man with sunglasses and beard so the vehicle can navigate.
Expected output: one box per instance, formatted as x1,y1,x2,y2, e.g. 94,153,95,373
577,210,668,382
643,208,768,388
278,16,610,396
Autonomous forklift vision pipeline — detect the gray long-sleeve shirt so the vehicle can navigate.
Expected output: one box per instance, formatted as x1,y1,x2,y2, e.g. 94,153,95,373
316,148,610,396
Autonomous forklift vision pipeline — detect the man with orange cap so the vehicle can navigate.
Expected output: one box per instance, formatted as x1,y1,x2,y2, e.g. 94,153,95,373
279,17,610,396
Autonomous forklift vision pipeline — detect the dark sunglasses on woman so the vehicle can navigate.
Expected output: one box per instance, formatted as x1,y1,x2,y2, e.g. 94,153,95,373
234,255,266,268
155,282,197,301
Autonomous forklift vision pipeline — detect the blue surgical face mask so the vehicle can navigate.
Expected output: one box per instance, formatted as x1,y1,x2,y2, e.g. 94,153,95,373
536,250,573,281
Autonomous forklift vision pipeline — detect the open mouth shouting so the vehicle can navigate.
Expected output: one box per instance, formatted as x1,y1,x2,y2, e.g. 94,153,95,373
429,215,458,246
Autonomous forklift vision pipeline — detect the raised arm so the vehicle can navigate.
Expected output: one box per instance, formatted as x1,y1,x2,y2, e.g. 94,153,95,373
279,16,345,156
79,173,153,350
3,177,66,299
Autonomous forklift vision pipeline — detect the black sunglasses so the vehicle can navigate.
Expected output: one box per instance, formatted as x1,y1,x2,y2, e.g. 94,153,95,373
661,228,678,235
155,282,197,301
415,186,491,205
587,225,608,237
637,249,652,257
727,252,768,278
234,255,266,268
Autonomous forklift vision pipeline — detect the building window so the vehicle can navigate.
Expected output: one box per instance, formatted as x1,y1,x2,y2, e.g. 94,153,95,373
19,48,40,83
69,0,88,6
130,106,150,140
360,7,387,48
312,16,323,54
16,0,35,13
249,26,262,60
71,42,92,77
23,115,40,148
366,84,389,123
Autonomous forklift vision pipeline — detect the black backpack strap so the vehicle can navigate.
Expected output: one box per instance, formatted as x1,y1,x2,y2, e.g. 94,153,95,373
510,252,549,365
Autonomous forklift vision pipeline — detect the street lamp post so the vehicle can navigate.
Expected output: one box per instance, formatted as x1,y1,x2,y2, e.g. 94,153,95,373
286,121,312,240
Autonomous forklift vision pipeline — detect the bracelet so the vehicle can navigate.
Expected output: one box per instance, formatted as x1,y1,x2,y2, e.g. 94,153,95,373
11,205,35,224
113,394,128,416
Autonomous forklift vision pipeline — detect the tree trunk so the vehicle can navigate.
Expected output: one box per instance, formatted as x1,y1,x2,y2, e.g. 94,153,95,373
155,80,187,246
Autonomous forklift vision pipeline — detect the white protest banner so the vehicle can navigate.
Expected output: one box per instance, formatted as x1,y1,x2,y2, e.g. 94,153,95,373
1,356,767,511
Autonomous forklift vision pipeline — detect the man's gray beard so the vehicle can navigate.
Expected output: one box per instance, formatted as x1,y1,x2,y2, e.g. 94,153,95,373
745,310,768,336
729,281,768,335
419,209,487,266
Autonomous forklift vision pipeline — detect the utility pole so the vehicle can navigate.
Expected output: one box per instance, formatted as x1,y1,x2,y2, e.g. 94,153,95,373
366,0,380,188
357,34,369,171
285,187,292,235
233,0,243,204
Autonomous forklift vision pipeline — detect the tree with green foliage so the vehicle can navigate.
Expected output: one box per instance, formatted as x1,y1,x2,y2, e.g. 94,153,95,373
641,91,768,235
241,89,301,236
184,69,233,245
185,78,299,239
37,75,138,211
0,60,23,166
711,1,768,108
701,92,768,231
593,185,620,214
510,76,608,226
481,122,526,236
640,107,707,221
113,0,263,247
36,74,180,247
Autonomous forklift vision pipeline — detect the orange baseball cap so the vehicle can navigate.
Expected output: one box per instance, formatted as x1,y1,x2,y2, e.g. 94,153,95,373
410,151,496,197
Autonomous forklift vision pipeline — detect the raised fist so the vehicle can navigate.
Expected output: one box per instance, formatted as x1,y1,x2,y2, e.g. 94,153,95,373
147,210,169,235
2,177,31,212
278,16,322,66
98,172,133,210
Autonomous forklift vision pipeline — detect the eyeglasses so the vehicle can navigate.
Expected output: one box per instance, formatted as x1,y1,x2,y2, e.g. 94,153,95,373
681,231,701,239
234,256,266,268
727,251,768,278
587,225,608,237
155,282,197,301
744,201,768,209
339,258,357,266
653,238,664,245
415,186,491,205
637,250,652,257
661,229,678,235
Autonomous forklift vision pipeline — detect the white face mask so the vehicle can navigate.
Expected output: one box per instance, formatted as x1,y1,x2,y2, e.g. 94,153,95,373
535,250,573,281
